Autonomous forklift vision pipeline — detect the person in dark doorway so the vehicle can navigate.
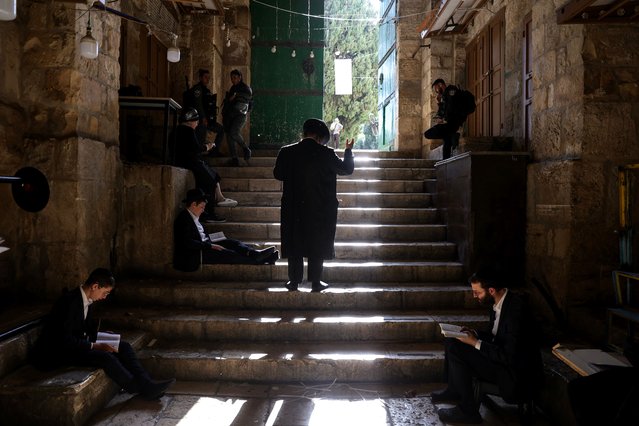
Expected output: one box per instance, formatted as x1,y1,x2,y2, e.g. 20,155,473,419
423,78,470,160
431,266,542,424
222,69,253,166
173,107,238,223
31,268,175,400
185,68,224,155
173,188,278,272
273,118,355,292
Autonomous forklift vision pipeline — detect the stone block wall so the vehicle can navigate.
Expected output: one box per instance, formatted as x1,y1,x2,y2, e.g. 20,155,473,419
0,1,122,296
118,165,194,276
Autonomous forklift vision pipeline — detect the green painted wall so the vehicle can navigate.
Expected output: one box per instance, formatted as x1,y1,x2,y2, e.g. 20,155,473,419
251,0,324,146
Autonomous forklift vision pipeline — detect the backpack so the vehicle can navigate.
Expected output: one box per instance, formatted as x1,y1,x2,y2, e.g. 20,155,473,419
457,89,476,116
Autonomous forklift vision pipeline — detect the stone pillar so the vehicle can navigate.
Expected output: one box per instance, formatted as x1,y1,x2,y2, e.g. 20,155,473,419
395,0,424,157
0,0,121,296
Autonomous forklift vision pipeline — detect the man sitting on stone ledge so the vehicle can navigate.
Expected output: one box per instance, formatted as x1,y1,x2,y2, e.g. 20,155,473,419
173,188,279,272
30,268,175,400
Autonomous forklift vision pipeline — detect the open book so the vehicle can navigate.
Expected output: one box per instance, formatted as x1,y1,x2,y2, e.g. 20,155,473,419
208,231,227,243
0,236,8,254
552,344,632,376
439,323,468,338
96,332,121,350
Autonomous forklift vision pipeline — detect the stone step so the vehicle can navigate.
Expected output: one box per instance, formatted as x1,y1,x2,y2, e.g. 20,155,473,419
137,340,448,383
113,282,472,310
223,178,431,194
161,261,464,283
227,241,457,261
102,309,486,343
220,192,433,208
204,222,447,242
223,206,441,224
212,165,437,181
211,157,437,169
254,149,421,160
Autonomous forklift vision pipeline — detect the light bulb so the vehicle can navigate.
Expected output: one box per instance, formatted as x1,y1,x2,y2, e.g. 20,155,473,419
271,45,277,53
309,50,315,59
167,46,180,62
221,22,226,30
226,38,231,47
167,34,180,62
0,0,17,21
291,49,296,58
80,29,99,59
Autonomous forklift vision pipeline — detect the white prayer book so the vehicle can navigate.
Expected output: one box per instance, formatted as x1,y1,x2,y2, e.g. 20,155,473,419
208,231,227,243
96,332,120,350
439,323,468,338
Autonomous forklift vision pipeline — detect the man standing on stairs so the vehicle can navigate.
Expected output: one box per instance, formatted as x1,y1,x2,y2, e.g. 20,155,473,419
173,188,279,272
222,69,253,166
274,118,355,292
431,266,542,424
30,268,175,400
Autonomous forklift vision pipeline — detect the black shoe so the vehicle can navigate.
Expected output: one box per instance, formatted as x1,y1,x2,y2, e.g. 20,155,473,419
140,378,175,401
200,213,226,223
265,251,279,264
431,388,461,404
243,147,252,163
249,246,276,263
311,281,329,292
285,281,299,291
227,158,240,167
437,406,482,424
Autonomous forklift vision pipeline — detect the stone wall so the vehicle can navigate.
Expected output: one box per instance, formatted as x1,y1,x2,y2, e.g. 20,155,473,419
0,0,121,296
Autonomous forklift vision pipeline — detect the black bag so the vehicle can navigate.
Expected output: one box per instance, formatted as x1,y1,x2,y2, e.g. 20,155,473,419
457,89,476,116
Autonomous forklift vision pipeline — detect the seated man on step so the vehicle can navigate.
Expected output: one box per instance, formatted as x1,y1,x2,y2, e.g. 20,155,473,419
431,265,542,424
173,188,279,272
31,268,175,400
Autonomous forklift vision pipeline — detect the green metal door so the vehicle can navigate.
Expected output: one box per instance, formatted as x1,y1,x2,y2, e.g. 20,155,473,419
251,0,325,146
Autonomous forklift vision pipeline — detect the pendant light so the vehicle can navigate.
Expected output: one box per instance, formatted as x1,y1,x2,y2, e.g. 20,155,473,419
0,0,17,21
80,9,99,59
167,34,180,63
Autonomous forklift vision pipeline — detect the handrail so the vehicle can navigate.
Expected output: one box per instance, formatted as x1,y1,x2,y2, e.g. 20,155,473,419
0,317,44,342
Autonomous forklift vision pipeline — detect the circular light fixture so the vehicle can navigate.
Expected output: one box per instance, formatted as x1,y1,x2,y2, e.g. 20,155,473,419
167,34,180,63
271,45,277,53
291,49,296,58
80,30,99,59
309,50,315,59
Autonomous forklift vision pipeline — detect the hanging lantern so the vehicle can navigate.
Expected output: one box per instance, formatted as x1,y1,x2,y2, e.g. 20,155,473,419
167,34,180,63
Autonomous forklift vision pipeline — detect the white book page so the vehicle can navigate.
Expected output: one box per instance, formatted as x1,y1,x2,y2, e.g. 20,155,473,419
439,323,467,338
96,332,120,349
208,231,226,242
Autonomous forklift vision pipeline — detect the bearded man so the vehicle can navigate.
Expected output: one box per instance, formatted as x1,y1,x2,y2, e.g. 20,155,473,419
431,266,543,424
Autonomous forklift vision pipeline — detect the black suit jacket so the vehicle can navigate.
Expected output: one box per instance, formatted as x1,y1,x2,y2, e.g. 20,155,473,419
32,287,97,369
173,209,210,272
476,291,542,399
273,138,354,259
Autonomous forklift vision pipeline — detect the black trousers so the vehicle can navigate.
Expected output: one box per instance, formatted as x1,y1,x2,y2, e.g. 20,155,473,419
443,338,513,414
71,341,149,391
202,238,261,264
287,256,324,283
424,121,461,160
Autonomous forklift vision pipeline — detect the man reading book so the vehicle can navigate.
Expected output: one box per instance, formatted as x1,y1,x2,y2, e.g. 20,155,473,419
431,266,542,424
31,268,175,400
173,188,278,272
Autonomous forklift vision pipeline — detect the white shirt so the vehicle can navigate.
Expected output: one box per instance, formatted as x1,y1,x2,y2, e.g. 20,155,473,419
79,285,92,320
475,288,508,350
188,209,208,243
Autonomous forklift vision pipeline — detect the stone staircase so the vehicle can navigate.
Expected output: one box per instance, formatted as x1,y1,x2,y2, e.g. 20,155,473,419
102,150,488,386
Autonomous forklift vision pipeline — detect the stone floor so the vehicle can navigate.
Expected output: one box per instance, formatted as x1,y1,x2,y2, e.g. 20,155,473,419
87,381,552,426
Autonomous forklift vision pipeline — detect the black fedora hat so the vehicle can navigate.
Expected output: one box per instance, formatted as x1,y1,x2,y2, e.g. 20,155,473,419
303,118,330,145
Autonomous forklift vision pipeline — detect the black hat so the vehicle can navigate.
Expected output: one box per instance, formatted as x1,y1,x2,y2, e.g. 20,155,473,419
180,108,200,123
303,118,330,145
182,188,208,205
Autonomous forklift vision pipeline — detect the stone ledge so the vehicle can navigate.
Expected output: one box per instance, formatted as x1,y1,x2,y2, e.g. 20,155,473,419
0,331,146,426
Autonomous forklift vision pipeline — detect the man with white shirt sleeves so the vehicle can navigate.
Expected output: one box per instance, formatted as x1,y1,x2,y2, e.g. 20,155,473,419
431,267,543,424
31,268,175,400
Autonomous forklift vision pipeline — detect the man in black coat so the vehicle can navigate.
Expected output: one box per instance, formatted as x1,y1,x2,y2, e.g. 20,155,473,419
431,267,543,424
173,188,278,272
423,78,469,160
273,118,355,292
222,69,253,166
31,268,174,400
184,68,224,154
